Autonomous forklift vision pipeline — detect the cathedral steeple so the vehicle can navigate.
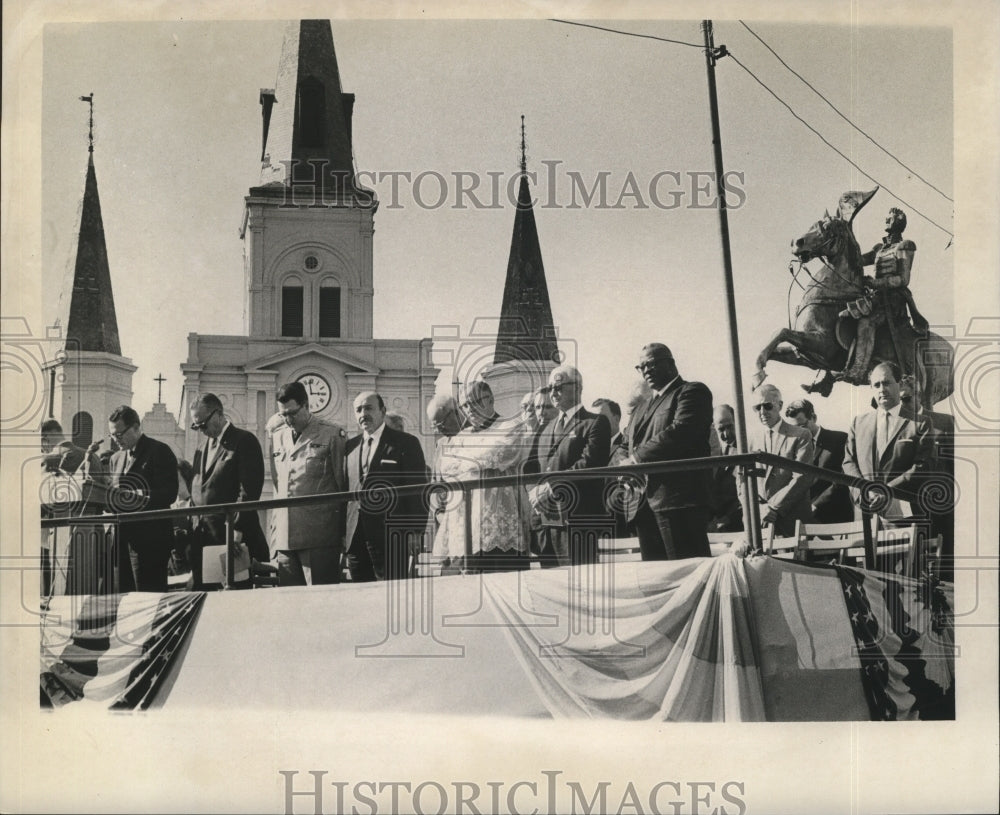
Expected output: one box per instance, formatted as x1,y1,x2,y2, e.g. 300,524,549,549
64,95,121,355
256,19,365,201
493,117,558,365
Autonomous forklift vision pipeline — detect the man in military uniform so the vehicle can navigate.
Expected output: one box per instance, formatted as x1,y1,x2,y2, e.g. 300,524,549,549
840,207,929,382
269,381,347,586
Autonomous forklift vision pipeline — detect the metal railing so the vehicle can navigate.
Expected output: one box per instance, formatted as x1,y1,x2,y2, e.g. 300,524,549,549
41,451,901,591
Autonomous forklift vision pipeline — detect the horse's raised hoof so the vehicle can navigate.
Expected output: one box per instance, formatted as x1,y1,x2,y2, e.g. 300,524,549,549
751,370,767,390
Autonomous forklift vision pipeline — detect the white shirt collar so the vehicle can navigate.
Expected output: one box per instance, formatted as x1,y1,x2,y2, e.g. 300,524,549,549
653,375,680,398
215,420,231,442
560,403,584,423
881,403,902,421
364,422,386,447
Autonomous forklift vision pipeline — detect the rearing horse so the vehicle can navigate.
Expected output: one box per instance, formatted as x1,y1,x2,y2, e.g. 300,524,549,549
752,209,954,410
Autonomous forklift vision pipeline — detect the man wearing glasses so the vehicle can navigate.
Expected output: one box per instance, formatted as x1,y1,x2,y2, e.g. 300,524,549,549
187,393,268,589
269,381,347,586
529,365,611,566
107,405,178,592
744,385,815,537
624,343,713,560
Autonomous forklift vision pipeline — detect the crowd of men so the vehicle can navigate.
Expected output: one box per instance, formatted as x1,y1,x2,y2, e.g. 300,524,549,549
40,343,955,595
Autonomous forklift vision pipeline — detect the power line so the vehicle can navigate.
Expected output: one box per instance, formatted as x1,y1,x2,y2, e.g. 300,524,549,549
727,53,953,239
738,20,953,203
549,19,702,49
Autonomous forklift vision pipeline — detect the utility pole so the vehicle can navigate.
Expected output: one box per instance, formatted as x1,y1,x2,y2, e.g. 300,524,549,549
702,20,763,550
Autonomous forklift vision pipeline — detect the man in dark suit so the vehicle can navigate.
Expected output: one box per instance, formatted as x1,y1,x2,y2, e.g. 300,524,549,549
107,406,178,592
624,343,713,560
842,362,934,522
707,404,743,533
345,391,427,581
784,399,854,524
187,393,267,589
529,366,611,566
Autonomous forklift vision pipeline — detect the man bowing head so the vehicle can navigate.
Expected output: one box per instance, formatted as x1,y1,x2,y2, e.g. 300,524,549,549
345,391,427,582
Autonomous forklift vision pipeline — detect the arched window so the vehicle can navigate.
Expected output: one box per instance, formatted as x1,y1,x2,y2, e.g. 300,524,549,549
281,276,304,337
296,77,326,149
318,279,341,338
71,411,93,448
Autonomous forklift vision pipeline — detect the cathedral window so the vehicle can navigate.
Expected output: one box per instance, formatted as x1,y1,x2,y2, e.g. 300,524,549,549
281,285,304,337
71,411,93,449
319,282,341,338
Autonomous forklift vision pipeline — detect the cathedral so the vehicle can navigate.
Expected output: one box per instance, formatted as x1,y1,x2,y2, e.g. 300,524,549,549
46,19,560,469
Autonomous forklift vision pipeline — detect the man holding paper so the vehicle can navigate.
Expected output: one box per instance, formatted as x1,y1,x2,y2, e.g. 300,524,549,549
188,393,268,589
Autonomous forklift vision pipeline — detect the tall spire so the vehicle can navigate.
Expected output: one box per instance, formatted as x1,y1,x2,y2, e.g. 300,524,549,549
493,117,558,365
64,95,122,355
256,19,366,202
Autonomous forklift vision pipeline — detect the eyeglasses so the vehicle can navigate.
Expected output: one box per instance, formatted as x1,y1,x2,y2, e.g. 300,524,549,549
279,403,304,420
548,381,578,393
110,425,137,440
190,408,220,431
635,357,672,374
752,403,775,412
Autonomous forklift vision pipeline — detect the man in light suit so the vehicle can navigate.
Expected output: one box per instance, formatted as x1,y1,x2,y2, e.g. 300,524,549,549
625,343,713,560
842,362,934,522
744,385,815,537
785,398,854,524
345,391,427,582
188,393,268,589
107,406,178,592
269,381,347,586
530,366,611,566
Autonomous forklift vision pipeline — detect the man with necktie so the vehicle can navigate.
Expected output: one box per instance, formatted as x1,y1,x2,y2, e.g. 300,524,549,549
269,381,347,586
784,398,854,524
624,343,714,560
743,385,815,537
107,406,178,592
344,391,426,582
187,393,268,589
529,365,611,566
842,361,934,522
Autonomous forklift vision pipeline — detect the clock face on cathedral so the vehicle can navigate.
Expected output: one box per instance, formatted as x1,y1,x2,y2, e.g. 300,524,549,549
296,373,332,413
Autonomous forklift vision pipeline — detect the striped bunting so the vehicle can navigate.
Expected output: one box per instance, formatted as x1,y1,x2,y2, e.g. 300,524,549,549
41,592,205,710
483,554,767,721
834,565,955,720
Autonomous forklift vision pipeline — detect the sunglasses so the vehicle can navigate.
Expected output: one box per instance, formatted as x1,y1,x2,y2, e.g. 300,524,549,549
752,403,775,412
190,407,220,430
279,404,305,420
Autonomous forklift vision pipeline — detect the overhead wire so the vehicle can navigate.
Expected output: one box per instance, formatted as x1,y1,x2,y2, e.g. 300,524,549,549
738,20,953,203
549,18,954,240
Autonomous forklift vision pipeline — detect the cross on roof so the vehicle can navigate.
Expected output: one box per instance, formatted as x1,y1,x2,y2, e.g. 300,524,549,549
154,373,166,404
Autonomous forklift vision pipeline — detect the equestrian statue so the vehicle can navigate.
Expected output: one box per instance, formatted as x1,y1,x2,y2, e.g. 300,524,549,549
752,188,954,410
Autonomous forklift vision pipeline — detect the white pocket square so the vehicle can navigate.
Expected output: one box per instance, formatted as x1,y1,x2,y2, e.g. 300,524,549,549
381,458,397,464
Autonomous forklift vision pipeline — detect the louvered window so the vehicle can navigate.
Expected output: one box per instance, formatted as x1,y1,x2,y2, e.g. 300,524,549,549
281,286,304,337
319,286,341,338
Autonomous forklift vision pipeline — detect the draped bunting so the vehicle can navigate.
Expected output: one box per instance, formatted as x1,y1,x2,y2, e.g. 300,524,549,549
483,554,768,721
41,592,205,709
39,557,954,720
834,565,955,720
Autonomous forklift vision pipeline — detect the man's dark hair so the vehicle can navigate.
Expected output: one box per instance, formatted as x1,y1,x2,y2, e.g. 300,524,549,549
108,405,140,428
784,398,816,420
592,398,621,421
41,419,63,435
195,392,224,412
889,207,907,232
277,381,308,406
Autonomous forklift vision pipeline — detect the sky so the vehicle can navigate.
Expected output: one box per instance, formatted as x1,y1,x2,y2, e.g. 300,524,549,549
40,18,954,436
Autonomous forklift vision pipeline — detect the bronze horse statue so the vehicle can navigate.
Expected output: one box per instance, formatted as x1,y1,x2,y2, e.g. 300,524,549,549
752,205,954,410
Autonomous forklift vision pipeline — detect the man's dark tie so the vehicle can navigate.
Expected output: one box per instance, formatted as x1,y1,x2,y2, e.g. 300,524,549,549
291,429,300,444
556,414,567,433
361,436,373,479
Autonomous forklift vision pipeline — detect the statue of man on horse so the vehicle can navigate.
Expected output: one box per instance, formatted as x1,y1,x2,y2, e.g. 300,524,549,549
838,204,930,382
752,188,953,410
